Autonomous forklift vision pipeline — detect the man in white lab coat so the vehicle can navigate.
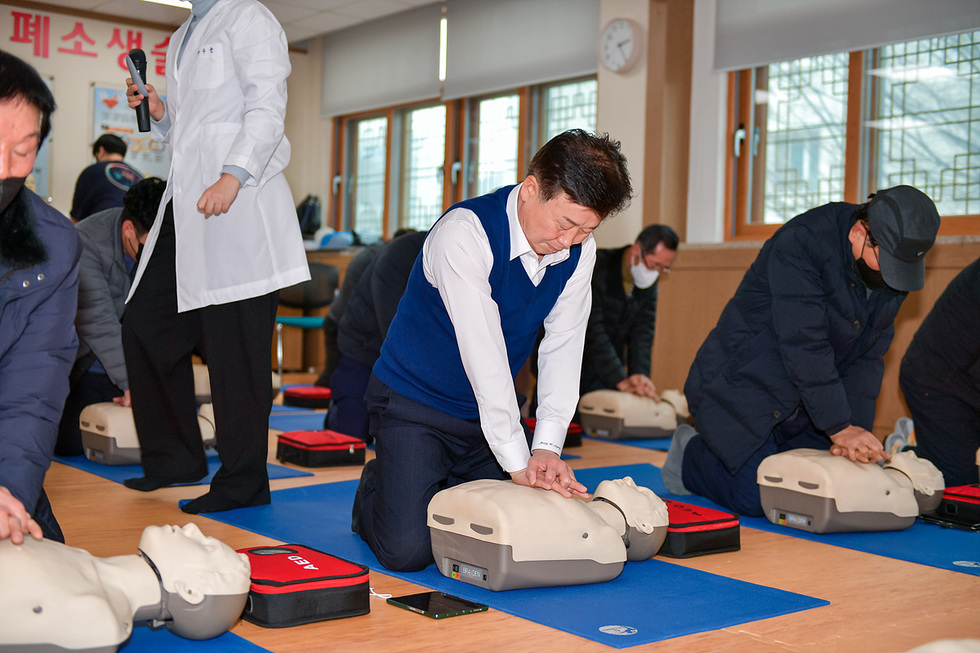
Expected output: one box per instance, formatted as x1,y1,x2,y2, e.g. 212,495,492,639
123,0,309,513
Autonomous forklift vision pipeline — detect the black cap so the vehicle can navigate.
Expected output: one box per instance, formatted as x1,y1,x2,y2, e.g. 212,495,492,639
867,185,940,292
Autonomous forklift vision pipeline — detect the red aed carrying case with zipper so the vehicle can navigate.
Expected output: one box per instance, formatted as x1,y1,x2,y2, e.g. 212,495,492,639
282,385,333,409
927,484,980,528
658,499,740,558
238,544,370,628
276,430,366,468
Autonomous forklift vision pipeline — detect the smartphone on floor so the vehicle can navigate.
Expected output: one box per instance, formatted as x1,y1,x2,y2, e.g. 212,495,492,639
386,591,489,619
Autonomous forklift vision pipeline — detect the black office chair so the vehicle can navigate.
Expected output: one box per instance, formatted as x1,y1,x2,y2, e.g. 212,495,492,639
275,263,340,394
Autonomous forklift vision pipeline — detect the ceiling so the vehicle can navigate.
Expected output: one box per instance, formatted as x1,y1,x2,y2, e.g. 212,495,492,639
40,0,442,45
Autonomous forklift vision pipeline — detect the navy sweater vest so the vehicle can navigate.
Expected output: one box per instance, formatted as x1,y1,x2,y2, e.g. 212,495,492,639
373,185,583,418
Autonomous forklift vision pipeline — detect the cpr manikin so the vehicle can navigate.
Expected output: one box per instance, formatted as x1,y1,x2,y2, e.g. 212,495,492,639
757,449,945,533
578,389,690,439
428,476,669,591
0,523,250,652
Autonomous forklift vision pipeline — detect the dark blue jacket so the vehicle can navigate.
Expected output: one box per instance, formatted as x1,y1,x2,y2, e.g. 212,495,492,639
685,202,905,474
901,257,980,405
337,232,426,369
0,189,80,515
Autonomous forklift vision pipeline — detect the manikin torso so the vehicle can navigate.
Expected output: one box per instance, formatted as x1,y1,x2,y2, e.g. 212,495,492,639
0,524,250,652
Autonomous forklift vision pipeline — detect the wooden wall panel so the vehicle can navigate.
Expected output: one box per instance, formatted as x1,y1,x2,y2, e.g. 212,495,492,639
653,240,980,436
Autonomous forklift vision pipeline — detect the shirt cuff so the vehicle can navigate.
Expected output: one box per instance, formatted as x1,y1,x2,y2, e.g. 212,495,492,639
530,419,566,456
153,110,171,131
222,165,250,185
494,437,533,474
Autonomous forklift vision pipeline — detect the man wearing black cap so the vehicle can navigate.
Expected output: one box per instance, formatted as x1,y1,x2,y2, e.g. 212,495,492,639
661,186,941,517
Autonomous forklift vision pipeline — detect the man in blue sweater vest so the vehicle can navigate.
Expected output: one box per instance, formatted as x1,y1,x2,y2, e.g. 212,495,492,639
354,129,633,571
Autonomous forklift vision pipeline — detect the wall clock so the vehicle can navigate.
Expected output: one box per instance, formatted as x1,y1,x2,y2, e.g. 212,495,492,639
599,18,642,73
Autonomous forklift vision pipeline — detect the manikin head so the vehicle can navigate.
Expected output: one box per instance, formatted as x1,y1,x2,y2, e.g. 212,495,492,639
138,523,250,639
592,477,669,561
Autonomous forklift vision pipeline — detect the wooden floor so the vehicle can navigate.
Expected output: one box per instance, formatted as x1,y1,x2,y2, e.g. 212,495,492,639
45,375,980,653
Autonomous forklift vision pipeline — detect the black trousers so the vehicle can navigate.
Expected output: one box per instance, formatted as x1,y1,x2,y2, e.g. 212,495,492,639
122,202,278,504
56,369,122,457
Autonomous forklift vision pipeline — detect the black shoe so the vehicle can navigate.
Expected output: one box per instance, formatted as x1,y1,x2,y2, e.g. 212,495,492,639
351,458,377,535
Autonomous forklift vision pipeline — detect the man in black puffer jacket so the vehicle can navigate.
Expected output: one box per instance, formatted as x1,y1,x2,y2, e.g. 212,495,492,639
664,186,940,517
900,257,980,487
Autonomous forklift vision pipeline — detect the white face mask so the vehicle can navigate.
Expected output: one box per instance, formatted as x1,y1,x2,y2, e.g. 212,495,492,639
630,259,659,289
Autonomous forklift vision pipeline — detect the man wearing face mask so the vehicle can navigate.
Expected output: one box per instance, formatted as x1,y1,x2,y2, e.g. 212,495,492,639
580,225,678,401
662,186,940,518
0,51,81,543
55,178,165,457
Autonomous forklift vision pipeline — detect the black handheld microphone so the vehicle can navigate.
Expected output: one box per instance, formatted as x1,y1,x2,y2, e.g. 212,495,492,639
126,48,150,132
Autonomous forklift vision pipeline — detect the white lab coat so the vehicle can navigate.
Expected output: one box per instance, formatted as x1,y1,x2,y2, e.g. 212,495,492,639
128,0,310,312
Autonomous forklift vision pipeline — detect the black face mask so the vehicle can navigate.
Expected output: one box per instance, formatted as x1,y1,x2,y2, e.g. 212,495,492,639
0,176,27,215
856,257,888,290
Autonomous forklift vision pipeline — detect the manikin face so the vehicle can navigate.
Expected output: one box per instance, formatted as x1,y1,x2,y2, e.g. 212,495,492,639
139,524,250,597
0,99,40,180
517,175,601,258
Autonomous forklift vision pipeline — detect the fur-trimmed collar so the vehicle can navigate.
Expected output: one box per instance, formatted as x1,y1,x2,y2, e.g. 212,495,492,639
0,189,48,269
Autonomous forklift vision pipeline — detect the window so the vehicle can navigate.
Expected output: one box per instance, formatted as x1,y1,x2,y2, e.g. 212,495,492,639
343,116,387,243
466,94,520,199
870,32,980,219
540,78,598,143
333,76,598,240
400,104,447,232
728,29,980,239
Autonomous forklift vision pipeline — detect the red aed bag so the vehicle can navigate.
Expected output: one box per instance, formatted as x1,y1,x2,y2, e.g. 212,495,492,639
276,430,366,468
238,544,370,628
923,484,980,529
282,385,332,409
659,499,740,558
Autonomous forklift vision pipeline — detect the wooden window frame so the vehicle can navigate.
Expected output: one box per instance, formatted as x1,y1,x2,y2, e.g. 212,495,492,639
728,48,979,241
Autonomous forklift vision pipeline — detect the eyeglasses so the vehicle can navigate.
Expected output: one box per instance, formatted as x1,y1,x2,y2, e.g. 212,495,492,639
865,225,879,249
641,250,672,274
860,221,880,265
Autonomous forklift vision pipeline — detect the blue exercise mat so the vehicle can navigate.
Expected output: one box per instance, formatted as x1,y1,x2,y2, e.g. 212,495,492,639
584,434,672,451
122,625,269,652
574,464,980,577
268,411,328,432
199,481,827,648
54,450,312,485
